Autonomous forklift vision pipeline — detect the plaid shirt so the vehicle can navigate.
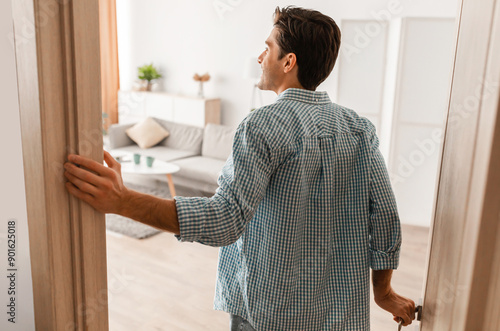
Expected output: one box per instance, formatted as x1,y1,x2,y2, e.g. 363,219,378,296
174,88,401,330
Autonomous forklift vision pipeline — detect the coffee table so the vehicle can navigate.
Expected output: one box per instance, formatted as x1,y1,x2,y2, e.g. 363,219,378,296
112,152,180,197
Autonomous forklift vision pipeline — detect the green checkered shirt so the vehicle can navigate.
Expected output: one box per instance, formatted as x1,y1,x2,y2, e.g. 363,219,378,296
174,88,401,330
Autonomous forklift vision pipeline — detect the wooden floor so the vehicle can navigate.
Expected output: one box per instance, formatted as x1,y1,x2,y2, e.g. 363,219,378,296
106,188,430,330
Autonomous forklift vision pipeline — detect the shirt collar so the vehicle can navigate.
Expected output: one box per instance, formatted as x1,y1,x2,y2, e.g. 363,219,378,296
276,88,331,105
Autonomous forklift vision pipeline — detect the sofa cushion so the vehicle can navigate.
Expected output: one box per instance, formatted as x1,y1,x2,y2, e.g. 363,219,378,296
172,156,226,185
125,117,170,149
111,146,198,162
202,124,235,161
154,118,203,154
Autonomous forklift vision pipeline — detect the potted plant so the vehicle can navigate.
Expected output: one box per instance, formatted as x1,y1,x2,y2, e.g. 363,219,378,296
138,63,162,91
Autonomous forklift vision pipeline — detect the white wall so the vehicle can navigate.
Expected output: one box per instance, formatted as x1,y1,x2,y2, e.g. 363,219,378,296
116,0,460,127
0,1,36,330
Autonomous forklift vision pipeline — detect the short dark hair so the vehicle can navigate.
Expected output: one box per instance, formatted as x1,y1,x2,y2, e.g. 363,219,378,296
273,6,341,91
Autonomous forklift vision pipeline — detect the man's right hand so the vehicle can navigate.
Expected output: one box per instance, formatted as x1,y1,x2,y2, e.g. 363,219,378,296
374,286,415,326
372,269,415,326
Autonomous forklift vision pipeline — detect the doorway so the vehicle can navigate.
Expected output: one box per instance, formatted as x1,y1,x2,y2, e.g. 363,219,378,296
12,0,500,330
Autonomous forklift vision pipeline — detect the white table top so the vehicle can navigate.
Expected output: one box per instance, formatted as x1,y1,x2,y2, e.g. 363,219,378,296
111,152,180,175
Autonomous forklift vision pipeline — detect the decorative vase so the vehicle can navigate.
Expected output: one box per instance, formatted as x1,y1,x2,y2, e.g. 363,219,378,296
193,73,210,98
198,81,204,98
146,81,153,91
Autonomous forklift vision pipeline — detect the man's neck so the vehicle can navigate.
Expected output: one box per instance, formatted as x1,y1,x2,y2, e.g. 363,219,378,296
275,81,305,95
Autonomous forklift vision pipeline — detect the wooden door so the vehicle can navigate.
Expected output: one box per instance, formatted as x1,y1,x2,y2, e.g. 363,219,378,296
421,0,500,329
12,0,108,329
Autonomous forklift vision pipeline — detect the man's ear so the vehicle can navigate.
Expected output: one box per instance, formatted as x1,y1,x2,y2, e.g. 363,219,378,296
283,53,298,73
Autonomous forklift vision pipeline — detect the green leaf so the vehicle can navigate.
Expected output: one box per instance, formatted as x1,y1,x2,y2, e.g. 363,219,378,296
137,63,162,82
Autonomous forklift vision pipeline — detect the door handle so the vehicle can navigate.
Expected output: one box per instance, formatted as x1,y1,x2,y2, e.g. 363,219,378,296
398,304,422,330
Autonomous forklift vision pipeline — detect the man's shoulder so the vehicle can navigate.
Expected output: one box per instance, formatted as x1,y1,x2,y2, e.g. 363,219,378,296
235,103,296,150
245,103,283,123
238,103,289,134
333,104,377,135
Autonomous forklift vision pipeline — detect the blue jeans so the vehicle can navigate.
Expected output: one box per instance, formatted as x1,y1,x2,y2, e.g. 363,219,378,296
230,314,256,331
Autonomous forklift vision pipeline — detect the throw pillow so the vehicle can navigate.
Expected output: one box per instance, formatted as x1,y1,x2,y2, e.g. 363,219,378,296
125,117,170,149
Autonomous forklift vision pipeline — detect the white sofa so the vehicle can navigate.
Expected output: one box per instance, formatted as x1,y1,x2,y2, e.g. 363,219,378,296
108,118,235,193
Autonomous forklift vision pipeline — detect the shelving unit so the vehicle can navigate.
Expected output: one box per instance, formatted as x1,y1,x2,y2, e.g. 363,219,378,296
118,90,221,127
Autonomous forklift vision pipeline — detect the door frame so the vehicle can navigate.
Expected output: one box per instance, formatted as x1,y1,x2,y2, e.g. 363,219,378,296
12,0,108,329
421,0,500,329
11,0,500,330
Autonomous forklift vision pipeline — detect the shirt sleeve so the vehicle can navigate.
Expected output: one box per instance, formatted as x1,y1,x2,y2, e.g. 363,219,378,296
173,120,273,247
368,128,402,270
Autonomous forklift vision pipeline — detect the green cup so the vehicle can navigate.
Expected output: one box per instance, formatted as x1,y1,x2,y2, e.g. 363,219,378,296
133,153,141,165
146,156,155,168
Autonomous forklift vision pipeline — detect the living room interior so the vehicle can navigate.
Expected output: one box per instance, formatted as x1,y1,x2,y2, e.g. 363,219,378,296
99,0,462,330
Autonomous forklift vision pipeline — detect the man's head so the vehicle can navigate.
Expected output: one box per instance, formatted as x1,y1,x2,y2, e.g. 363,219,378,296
257,6,341,94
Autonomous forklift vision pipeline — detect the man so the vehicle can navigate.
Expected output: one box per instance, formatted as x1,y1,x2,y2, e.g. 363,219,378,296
65,6,415,330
